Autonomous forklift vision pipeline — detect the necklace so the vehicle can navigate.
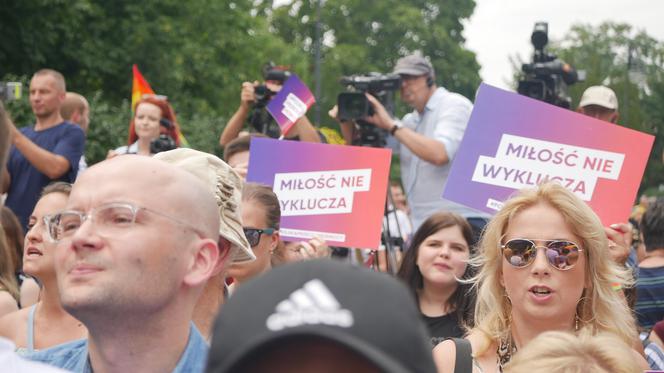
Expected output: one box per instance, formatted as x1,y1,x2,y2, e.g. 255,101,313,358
497,333,517,372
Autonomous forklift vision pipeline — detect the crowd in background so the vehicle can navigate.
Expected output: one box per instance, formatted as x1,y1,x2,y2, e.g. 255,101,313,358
0,58,660,373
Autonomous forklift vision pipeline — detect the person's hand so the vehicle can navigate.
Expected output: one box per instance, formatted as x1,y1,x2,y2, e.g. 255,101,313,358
240,81,257,108
329,105,356,145
605,222,632,265
299,236,330,259
363,93,394,130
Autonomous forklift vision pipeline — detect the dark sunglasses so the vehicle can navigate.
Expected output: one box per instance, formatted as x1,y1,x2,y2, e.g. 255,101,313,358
243,227,276,247
501,238,583,270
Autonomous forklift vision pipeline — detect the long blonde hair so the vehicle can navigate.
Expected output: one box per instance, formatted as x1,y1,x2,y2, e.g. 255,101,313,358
470,182,636,355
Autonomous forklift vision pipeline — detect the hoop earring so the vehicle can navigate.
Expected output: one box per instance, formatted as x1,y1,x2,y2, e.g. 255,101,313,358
575,295,594,330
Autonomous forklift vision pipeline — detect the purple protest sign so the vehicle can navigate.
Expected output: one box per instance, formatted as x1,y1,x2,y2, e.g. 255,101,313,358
266,74,315,136
443,84,654,225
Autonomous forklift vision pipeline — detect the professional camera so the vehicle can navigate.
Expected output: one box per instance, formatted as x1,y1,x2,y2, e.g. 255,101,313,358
517,22,580,108
149,118,177,154
250,63,292,137
0,82,22,102
338,73,401,147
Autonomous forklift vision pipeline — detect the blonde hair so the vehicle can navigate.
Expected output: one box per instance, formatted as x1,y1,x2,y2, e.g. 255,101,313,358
504,331,641,373
470,182,636,355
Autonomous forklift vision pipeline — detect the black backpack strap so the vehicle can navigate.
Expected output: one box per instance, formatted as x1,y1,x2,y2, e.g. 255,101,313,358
445,337,473,373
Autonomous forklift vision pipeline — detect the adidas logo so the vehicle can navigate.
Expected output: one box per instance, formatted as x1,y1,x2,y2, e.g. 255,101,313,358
266,279,354,331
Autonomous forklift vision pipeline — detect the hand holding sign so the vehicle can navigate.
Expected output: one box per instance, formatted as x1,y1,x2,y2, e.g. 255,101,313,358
266,75,315,136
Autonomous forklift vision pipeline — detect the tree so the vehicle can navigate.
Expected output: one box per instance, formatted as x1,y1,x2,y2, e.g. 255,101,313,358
263,0,481,124
0,0,309,159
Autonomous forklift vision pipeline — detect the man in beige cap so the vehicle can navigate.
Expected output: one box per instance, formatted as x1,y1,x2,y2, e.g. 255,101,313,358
154,148,254,338
577,85,619,124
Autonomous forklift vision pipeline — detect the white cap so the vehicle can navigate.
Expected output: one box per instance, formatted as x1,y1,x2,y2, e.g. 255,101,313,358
579,86,618,110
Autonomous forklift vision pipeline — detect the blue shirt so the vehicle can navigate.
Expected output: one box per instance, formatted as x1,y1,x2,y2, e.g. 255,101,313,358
399,87,488,229
6,122,85,230
24,323,208,373
636,266,664,329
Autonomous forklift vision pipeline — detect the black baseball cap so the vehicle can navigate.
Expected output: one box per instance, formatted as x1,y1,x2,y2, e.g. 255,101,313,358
206,259,436,373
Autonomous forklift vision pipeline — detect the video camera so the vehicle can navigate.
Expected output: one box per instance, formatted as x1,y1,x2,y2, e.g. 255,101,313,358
517,22,580,108
0,82,22,102
149,118,177,154
337,73,401,147
250,63,291,137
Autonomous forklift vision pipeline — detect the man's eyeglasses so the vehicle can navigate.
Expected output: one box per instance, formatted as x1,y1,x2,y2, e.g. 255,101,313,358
501,238,583,271
47,202,198,241
243,227,275,248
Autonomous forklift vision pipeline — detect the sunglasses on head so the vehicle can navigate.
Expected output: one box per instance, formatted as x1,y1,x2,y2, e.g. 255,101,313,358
243,227,276,248
501,238,583,270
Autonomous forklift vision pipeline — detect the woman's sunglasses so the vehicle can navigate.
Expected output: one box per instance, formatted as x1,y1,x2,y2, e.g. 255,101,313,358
501,238,583,270
243,227,276,247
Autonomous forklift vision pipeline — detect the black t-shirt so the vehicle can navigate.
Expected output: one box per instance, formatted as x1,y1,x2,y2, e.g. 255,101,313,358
422,312,464,347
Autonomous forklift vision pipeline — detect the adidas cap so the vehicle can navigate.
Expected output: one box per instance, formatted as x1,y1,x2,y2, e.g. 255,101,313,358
206,259,436,373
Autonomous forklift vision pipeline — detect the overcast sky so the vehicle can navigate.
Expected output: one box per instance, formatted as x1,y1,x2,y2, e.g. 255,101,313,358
463,0,664,89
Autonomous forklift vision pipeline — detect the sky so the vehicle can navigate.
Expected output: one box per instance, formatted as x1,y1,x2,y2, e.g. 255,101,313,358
463,0,664,89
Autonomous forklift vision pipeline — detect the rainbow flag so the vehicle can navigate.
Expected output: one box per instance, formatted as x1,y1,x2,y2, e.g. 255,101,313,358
131,65,189,146
132,64,155,112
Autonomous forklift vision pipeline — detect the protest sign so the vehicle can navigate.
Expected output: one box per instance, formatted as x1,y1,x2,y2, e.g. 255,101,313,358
444,83,654,225
266,74,315,136
247,138,391,248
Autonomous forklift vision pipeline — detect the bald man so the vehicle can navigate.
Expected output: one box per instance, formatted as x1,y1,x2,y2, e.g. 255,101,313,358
26,156,228,373
61,92,90,176
2,69,85,230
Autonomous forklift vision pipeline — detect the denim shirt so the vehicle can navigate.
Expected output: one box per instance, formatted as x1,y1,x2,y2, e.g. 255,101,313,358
24,323,208,373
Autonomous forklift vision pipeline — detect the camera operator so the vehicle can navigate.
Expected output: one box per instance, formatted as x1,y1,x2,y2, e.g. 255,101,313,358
106,95,180,158
339,54,488,232
577,85,620,124
219,69,321,147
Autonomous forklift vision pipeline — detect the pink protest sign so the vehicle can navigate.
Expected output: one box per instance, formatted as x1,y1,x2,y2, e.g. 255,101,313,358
444,84,654,225
266,74,315,136
247,138,392,249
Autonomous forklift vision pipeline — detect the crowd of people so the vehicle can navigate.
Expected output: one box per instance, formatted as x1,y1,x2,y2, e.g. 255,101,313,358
0,54,660,373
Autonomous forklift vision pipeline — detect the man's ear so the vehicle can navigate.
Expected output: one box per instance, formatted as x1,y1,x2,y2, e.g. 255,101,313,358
610,112,619,124
71,109,81,123
183,238,220,287
209,237,233,277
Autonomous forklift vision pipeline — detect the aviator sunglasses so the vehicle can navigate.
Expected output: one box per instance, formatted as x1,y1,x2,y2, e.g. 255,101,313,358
501,238,583,270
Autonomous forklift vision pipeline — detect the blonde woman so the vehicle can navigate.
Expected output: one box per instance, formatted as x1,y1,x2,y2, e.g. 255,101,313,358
433,182,647,372
504,331,641,373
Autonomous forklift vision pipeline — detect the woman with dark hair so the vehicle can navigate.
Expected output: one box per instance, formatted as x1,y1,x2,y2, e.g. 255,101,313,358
0,229,19,317
1,206,40,308
107,96,181,157
227,183,280,291
397,211,476,346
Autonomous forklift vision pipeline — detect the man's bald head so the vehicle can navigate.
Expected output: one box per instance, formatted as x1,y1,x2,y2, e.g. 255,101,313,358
75,156,220,239
32,69,66,93
61,92,90,133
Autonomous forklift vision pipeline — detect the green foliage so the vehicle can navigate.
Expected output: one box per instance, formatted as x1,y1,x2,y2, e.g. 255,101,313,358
267,0,480,123
1,0,480,178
